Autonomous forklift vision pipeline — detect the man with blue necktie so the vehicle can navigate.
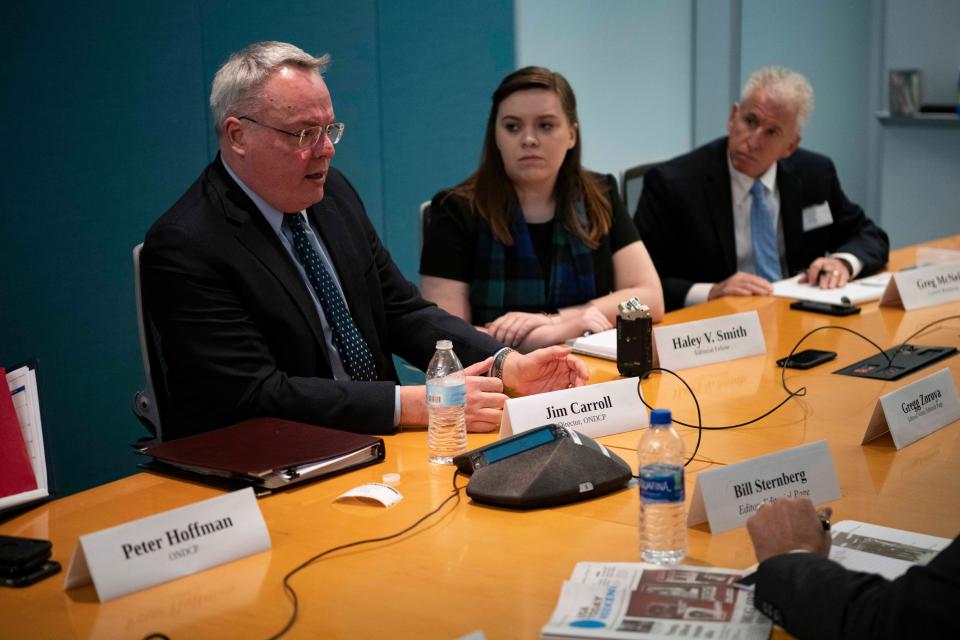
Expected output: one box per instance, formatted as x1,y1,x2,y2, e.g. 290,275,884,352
141,41,587,440
634,66,889,311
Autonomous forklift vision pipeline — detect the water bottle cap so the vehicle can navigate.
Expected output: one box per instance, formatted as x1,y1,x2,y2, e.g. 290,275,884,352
435,340,453,350
650,408,672,425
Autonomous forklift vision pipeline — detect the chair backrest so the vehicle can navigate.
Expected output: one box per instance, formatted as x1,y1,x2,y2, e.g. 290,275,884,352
419,200,431,248
620,161,662,219
132,243,163,438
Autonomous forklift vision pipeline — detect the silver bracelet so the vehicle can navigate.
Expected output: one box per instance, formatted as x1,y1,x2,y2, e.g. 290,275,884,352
491,347,515,380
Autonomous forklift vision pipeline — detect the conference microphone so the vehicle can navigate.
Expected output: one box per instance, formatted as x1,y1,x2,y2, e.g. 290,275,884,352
453,424,632,509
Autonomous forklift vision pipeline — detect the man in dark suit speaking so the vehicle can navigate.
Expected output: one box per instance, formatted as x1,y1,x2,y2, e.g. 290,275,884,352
142,41,587,440
634,66,889,311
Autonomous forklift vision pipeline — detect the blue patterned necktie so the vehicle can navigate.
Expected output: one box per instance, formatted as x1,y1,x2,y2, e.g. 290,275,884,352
750,180,782,281
283,213,378,381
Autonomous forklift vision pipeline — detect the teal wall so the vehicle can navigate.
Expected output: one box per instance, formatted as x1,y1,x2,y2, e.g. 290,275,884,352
515,0,694,177
0,0,513,497
740,0,872,208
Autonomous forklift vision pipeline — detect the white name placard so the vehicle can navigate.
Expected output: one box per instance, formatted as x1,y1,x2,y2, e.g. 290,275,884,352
653,311,766,371
500,377,648,439
65,488,271,602
862,368,960,450
880,263,960,310
687,440,841,533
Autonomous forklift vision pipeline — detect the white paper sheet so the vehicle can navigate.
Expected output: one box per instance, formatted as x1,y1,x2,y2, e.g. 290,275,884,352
772,273,891,305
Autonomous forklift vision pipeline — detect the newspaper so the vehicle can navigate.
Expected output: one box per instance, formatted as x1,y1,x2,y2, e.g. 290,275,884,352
541,563,770,639
829,520,951,581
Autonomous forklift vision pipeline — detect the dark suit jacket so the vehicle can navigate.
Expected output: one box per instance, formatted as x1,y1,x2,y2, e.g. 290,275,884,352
634,138,889,311
142,157,503,440
754,535,959,639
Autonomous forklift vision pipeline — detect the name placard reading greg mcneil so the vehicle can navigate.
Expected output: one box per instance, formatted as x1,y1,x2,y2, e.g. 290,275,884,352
653,310,766,371
64,487,270,602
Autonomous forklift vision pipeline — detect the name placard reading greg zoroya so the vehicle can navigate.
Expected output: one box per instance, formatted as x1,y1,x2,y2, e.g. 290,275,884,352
64,487,271,601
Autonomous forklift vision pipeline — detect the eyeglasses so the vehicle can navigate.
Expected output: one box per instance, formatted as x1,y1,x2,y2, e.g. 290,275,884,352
239,116,345,148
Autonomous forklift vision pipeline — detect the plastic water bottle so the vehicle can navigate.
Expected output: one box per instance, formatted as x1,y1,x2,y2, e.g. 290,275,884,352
638,408,686,563
426,340,468,464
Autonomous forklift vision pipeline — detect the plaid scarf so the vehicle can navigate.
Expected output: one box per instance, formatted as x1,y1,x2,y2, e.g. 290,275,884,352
470,204,596,325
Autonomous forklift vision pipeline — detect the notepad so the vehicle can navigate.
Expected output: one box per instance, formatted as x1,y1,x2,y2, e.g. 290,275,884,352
772,273,891,305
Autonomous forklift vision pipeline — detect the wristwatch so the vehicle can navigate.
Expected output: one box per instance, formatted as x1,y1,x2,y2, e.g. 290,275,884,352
491,347,515,380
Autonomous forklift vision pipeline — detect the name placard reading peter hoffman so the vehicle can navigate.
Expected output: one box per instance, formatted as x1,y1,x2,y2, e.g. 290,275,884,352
64,488,270,602
653,310,766,371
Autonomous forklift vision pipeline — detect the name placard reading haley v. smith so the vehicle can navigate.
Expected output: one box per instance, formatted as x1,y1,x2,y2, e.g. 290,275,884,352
64,488,271,602
653,310,766,371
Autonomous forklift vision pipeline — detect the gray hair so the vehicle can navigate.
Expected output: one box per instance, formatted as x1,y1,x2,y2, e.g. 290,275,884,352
741,66,814,130
210,41,330,137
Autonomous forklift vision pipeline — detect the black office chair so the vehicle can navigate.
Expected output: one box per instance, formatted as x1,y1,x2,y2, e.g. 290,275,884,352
619,161,662,217
419,200,431,248
131,243,167,439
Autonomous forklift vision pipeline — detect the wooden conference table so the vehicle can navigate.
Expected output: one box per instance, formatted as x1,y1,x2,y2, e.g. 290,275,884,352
3,237,959,639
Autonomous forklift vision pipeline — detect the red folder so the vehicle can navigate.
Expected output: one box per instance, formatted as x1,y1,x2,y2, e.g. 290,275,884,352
0,369,38,498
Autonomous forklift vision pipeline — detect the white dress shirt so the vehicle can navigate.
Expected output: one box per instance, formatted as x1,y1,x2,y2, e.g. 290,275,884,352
684,156,862,307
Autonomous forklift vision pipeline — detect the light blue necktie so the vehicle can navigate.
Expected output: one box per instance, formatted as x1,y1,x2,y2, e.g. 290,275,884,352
750,180,782,281
283,213,378,381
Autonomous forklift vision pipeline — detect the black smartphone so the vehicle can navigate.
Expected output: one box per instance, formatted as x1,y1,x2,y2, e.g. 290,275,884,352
777,349,838,369
790,300,861,316
0,535,61,588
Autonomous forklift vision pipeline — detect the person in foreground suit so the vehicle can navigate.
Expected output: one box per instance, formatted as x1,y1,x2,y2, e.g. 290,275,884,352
635,66,889,311
745,497,958,639
141,41,588,441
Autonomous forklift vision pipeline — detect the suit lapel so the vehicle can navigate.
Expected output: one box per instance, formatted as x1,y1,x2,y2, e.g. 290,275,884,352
777,160,804,273
208,160,328,352
706,141,737,272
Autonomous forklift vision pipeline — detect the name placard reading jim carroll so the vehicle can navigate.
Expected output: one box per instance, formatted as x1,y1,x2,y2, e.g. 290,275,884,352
687,440,841,533
653,310,766,371
863,367,960,450
64,488,271,602
500,377,648,439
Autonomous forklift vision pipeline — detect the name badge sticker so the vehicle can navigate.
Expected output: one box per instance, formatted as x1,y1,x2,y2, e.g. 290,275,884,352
654,311,766,371
500,377,648,439
880,263,960,310
801,201,833,231
65,488,271,602
863,368,960,449
687,440,840,533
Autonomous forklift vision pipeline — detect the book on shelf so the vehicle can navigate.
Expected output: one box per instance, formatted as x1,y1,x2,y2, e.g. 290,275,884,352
136,417,385,495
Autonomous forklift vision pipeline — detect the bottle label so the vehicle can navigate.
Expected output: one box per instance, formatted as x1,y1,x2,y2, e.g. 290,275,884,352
639,463,684,503
426,383,466,407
